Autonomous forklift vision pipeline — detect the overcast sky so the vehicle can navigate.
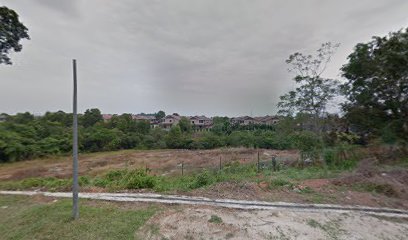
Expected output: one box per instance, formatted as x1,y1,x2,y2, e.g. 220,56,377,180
1,0,407,117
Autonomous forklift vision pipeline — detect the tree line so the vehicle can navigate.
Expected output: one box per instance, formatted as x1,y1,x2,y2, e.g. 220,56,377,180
0,109,312,162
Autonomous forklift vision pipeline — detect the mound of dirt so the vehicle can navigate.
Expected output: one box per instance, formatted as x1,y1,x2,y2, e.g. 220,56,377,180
138,206,408,240
333,158,408,199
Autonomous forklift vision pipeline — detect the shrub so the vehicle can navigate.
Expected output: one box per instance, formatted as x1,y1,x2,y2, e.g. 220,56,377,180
208,215,223,224
269,178,293,188
192,169,214,188
322,144,358,170
96,169,157,189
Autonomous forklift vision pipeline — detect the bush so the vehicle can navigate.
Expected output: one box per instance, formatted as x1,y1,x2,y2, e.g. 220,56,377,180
97,169,157,190
269,178,293,188
192,169,214,188
322,144,358,170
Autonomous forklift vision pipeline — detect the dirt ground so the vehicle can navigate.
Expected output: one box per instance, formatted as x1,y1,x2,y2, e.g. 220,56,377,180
138,205,408,240
0,148,298,180
1,147,408,210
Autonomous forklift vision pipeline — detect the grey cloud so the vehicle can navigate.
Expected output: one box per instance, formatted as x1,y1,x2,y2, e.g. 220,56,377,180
1,0,407,116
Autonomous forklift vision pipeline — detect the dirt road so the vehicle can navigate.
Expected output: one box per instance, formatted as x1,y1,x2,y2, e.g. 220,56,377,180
1,190,407,217
2,190,408,239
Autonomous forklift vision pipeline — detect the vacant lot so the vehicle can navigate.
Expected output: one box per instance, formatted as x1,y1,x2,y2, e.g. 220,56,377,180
0,148,297,180
1,148,408,209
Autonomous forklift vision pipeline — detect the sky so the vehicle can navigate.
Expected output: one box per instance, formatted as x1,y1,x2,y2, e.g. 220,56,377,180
0,0,407,117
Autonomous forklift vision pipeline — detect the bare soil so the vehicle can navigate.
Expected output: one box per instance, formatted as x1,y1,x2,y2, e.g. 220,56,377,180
138,205,408,240
0,148,298,180
1,148,408,209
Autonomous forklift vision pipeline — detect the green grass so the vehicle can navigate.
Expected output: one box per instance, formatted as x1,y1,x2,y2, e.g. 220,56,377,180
0,195,157,240
0,161,353,193
208,214,223,224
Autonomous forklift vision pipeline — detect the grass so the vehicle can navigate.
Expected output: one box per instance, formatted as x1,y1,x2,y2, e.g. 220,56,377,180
306,218,345,240
0,160,353,193
351,182,398,197
208,214,223,224
0,194,157,240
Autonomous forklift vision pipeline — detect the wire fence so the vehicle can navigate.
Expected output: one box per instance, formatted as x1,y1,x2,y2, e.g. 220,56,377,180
139,151,297,177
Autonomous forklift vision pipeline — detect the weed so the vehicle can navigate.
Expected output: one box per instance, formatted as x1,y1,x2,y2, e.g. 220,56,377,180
225,232,234,239
269,178,293,189
208,215,223,224
352,182,397,197
305,218,345,240
192,169,214,188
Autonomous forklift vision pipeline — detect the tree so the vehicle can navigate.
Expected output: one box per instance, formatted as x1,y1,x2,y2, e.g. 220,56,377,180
81,108,103,128
155,110,165,120
277,42,340,132
178,116,192,133
341,28,408,143
165,125,185,148
0,6,30,64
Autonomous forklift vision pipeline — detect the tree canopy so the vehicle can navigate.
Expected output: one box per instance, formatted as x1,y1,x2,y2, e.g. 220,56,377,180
341,28,408,143
277,42,340,132
0,6,29,64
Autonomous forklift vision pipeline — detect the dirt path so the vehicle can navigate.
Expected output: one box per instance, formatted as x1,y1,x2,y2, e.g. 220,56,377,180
139,206,408,240
3,191,408,239
2,190,408,218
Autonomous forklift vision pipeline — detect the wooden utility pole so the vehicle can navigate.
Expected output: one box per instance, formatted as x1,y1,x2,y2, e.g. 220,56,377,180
72,59,79,220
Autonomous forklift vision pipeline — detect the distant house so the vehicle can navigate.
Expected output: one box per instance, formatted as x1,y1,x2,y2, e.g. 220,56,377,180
230,116,257,125
102,114,113,122
189,115,213,130
133,114,161,128
160,113,181,129
132,114,155,122
254,115,279,126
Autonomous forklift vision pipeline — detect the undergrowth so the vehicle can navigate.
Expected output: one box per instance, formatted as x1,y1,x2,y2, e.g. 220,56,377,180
0,158,356,192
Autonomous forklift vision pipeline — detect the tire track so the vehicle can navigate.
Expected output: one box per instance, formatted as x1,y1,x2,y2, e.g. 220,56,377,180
2,190,408,218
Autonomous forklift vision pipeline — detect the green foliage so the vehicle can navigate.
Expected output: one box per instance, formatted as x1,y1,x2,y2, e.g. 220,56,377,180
341,28,408,143
192,169,214,188
192,132,224,149
81,108,103,128
165,125,192,149
0,110,357,163
178,116,192,133
291,131,323,152
94,169,157,190
269,178,293,188
155,110,165,120
208,215,223,224
278,42,340,132
322,144,358,169
0,6,30,64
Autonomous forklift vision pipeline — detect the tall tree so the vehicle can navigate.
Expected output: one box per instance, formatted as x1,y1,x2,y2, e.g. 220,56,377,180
0,6,29,64
81,108,103,128
341,28,408,143
277,42,340,132
155,110,165,120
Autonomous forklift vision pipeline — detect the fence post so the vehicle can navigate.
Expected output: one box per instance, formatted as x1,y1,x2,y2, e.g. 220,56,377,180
219,156,222,171
272,155,277,172
181,162,184,176
257,151,260,173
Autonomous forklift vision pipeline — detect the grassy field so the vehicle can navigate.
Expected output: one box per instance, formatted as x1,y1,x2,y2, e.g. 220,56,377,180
0,195,157,240
1,148,407,209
